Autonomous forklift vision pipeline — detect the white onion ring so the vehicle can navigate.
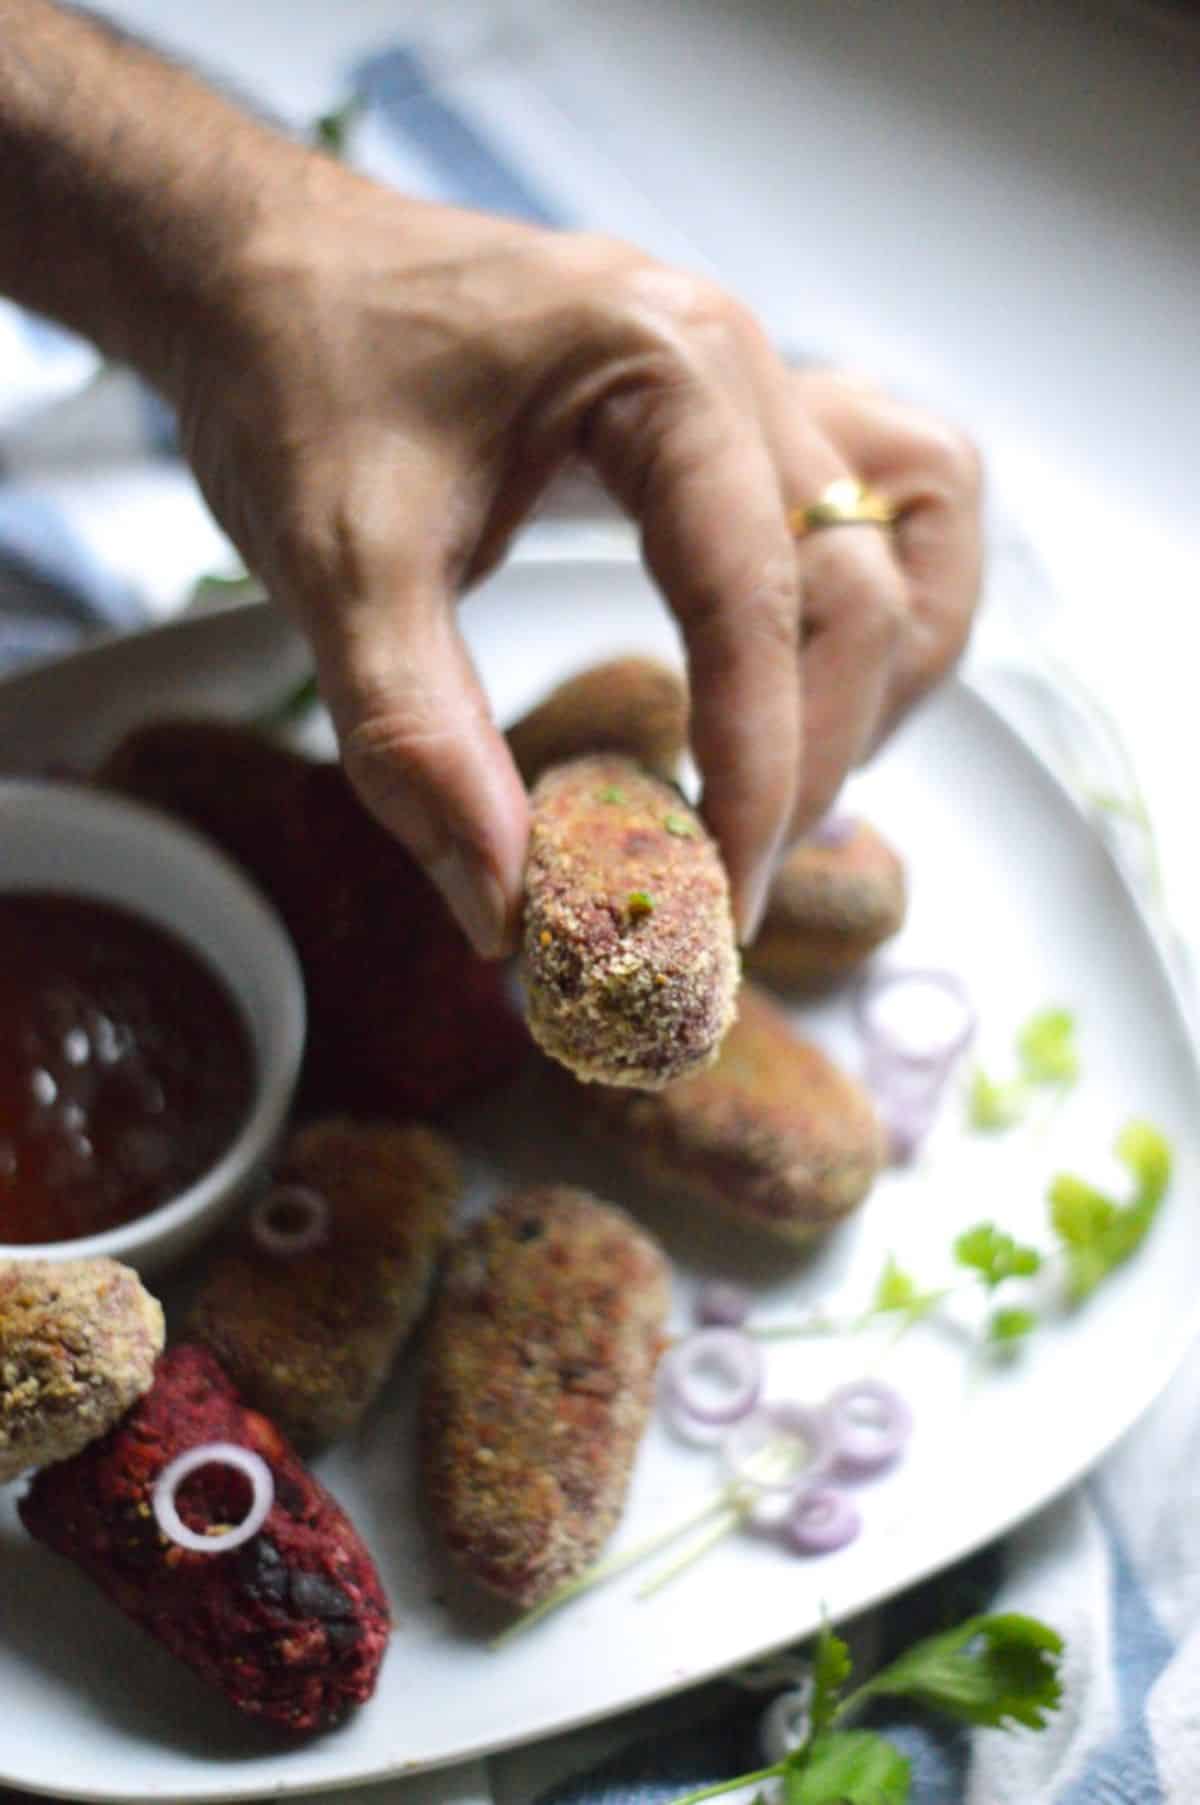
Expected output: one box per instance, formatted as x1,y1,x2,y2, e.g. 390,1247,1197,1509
722,1401,835,1495
250,1183,331,1257
784,1486,861,1555
856,968,977,1070
661,1328,764,1427
827,1378,913,1476
759,1681,814,1762
694,1280,752,1329
152,1442,274,1554
857,969,976,1161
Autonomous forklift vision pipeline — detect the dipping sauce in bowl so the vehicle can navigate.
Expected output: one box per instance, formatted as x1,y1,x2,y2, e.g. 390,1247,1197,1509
0,893,255,1245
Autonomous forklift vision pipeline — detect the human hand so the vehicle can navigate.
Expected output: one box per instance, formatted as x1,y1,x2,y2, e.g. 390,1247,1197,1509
172,159,982,957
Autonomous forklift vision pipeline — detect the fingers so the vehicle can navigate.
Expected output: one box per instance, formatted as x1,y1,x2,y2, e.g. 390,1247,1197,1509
583,369,801,941
283,459,529,960
757,387,910,840
796,372,984,720
791,524,908,832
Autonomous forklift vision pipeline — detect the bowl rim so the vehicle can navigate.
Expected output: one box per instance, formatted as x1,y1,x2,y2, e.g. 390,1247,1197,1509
0,775,306,1265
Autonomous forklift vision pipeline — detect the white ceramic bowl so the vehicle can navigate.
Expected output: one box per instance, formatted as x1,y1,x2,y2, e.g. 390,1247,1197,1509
0,778,306,1272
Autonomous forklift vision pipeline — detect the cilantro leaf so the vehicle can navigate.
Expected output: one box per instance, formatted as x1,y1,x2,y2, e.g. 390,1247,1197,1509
968,1069,1029,1131
312,96,364,157
968,1007,1079,1133
1017,1009,1080,1085
787,1731,910,1803
1117,1118,1172,1208
809,1624,853,1742
855,1612,1064,1729
988,1307,1038,1345
870,1256,945,1326
1050,1119,1172,1301
954,1223,1042,1290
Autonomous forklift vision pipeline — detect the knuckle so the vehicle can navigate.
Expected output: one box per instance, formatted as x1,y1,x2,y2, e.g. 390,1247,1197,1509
808,539,908,646
685,560,800,658
915,420,984,500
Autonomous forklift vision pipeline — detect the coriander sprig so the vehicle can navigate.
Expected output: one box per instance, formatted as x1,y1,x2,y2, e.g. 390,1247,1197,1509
667,1615,1063,1804
968,1007,1080,1131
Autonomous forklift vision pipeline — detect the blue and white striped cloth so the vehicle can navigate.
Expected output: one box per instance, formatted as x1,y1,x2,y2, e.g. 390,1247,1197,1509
3,32,1198,1805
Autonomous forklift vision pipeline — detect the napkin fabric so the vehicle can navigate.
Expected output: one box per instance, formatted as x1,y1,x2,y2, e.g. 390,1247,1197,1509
1,26,1196,1805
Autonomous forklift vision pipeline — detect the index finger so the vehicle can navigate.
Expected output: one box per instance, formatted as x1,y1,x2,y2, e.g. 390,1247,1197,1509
583,374,801,942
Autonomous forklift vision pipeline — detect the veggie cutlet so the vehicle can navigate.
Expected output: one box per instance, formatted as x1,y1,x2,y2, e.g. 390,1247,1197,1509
521,754,739,1089
745,817,907,988
21,1342,391,1734
98,718,529,1117
584,981,885,1241
189,1116,461,1450
420,1185,670,1608
507,655,689,785
0,1256,163,1481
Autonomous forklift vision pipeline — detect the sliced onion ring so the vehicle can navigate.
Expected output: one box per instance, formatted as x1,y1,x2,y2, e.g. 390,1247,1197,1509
856,968,977,1071
152,1442,274,1554
250,1183,330,1257
828,1378,913,1476
694,1280,752,1329
661,1328,764,1427
722,1401,835,1495
784,1486,861,1555
807,812,857,851
759,1682,814,1763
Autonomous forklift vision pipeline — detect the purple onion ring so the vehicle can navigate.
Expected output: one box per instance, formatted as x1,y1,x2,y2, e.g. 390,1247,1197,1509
250,1183,331,1258
828,1378,913,1476
661,1327,764,1428
784,1485,862,1555
856,968,977,1070
694,1280,753,1329
807,812,858,851
722,1401,835,1495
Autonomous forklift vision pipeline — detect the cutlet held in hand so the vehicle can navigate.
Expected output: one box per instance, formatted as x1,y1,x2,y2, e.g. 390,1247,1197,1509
521,756,739,1089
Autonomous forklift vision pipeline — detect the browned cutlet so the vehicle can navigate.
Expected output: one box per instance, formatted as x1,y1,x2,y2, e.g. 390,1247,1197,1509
507,656,689,786
745,819,907,989
587,982,885,1241
521,755,739,1089
189,1118,460,1449
420,1185,670,1609
0,1257,163,1481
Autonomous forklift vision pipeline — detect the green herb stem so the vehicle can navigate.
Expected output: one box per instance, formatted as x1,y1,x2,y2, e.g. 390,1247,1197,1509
490,1487,736,1649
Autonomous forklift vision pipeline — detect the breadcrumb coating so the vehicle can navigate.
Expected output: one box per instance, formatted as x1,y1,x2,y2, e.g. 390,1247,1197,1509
189,1117,461,1449
420,1185,670,1608
0,1257,163,1481
587,982,885,1241
746,819,907,988
507,657,689,786
521,755,739,1089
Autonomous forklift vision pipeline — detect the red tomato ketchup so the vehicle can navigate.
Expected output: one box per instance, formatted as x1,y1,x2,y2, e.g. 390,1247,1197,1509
0,893,254,1244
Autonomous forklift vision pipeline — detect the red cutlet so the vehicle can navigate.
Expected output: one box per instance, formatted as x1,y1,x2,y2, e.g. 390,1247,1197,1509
19,1342,391,1735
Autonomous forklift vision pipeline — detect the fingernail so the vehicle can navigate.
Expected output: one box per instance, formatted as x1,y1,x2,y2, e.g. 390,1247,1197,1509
736,861,774,948
428,843,510,959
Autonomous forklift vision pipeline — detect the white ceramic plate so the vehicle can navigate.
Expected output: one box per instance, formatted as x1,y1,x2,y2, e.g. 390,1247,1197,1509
2,562,1199,1802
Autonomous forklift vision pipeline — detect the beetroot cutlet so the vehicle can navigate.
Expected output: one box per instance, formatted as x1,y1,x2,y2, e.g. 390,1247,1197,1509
20,1342,390,1734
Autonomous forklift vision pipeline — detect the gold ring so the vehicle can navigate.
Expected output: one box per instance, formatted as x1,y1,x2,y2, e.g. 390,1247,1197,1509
789,478,897,538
